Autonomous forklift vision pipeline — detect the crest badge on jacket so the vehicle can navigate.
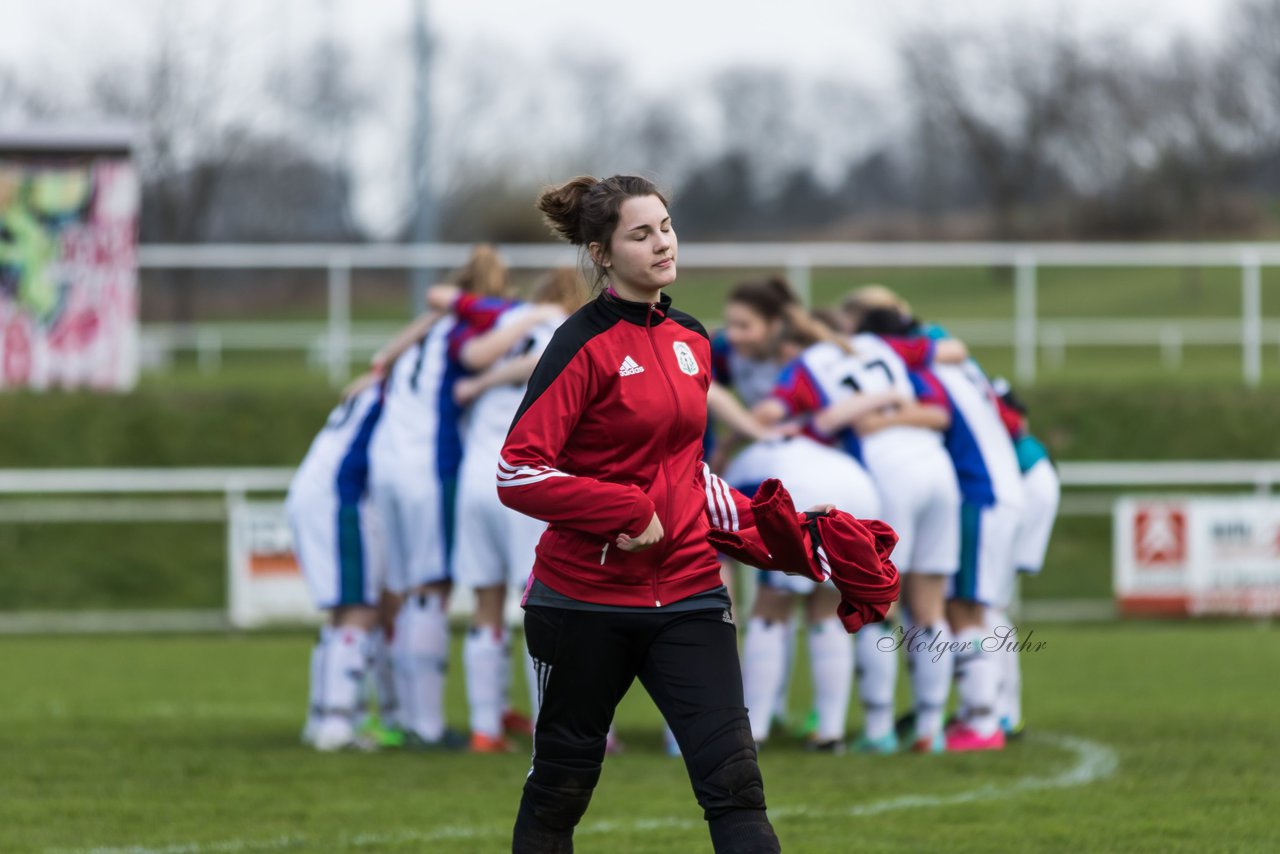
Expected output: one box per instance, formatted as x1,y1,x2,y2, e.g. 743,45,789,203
673,341,699,376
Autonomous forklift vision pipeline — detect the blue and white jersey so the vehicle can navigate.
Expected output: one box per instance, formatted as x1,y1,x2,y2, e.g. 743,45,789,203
710,329,784,408
369,316,468,483
846,333,947,465
463,303,565,452
287,383,383,507
928,361,1024,509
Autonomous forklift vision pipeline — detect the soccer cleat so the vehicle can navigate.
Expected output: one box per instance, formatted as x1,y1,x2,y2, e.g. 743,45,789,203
944,723,1006,752
310,719,369,752
806,738,846,755
502,709,535,737
1000,716,1026,741
791,709,820,740
893,710,917,744
909,731,946,754
852,731,899,755
358,715,406,749
402,728,468,751
605,729,625,755
470,732,517,754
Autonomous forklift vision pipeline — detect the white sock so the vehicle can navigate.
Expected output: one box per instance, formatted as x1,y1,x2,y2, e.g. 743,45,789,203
523,646,540,721
808,618,854,742
953,626,1000,737
742,617,788,742
365,627,399,728
303,628,327,739
988,609,1021,726
855,621,898,741
907,621,953,740
393,593,450,742
318,626,368,735
775,617,795,724
464,626,508,739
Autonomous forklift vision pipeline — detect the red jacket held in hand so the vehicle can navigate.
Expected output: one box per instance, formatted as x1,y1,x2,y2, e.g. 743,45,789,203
707,479,901,633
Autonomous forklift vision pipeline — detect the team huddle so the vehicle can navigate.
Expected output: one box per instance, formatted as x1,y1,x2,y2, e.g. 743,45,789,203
284,246,1059,757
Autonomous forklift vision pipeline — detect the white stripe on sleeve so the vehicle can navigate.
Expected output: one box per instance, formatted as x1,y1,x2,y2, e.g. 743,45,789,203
702,463,725,529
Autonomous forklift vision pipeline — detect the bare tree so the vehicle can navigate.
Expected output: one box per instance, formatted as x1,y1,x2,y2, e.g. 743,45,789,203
900,23,1091,237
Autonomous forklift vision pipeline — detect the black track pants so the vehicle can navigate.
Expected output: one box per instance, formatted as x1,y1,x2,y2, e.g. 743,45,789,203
513,605,781,853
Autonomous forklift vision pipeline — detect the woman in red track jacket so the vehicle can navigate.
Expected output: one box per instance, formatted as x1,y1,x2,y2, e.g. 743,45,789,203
499,176,782,854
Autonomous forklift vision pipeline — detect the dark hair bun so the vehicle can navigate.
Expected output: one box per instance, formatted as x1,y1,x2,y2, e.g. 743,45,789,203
536,176,598,245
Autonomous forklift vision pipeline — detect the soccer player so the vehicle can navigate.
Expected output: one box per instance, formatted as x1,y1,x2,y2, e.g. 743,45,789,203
287,372,386,751
366,245,517,748
448,268,588,752
725,433,880,752
706,277,805,735
992,377,1060,736
844,286,1026,751
500,175,802,852
765,326,961,753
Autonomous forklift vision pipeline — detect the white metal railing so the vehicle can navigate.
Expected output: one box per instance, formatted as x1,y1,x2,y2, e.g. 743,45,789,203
136,242,1279,387
1,462,1278,523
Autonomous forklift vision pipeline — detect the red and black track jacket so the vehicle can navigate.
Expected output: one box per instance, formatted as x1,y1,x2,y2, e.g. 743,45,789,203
497,288,752,607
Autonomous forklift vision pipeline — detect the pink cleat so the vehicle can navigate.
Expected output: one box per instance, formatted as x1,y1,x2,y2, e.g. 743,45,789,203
944,723,1006,752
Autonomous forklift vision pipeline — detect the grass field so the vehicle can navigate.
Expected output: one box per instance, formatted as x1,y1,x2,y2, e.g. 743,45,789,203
1,622,1276,853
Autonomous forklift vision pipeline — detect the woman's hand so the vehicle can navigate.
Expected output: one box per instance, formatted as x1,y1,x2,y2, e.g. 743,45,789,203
616,513,664,552
426,284,460,310
804,503,836,515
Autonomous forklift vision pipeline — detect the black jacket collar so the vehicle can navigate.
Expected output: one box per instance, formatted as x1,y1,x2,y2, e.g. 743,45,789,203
599,288,673,326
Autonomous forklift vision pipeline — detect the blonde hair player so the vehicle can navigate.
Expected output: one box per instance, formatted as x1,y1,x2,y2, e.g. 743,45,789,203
367,245,550,748
442,268,589,753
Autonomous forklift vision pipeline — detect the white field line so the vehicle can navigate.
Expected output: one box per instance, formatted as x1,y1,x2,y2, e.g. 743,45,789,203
55,731,1117,854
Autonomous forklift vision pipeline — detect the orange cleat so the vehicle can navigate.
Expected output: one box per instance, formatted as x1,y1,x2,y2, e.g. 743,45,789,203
470,732,517,754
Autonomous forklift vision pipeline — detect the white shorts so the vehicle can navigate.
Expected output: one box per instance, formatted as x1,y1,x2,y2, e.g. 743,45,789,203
369,466,451,594
1013,458,1060,575
286,490,384,610
725,437,881,596
949,500,1022,608
864,448,961,575
453,445,547,590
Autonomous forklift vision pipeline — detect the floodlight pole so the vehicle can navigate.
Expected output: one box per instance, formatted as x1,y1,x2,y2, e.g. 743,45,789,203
409,0,437,314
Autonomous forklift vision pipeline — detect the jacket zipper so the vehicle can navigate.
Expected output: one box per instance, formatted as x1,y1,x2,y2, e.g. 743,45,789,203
647,301,680,607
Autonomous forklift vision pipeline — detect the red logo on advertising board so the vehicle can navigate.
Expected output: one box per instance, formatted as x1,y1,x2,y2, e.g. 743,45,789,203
1135,504,1186,567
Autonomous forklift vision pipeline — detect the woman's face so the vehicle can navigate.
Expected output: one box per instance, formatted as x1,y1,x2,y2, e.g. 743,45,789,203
596,195,677,296
724,301,779,360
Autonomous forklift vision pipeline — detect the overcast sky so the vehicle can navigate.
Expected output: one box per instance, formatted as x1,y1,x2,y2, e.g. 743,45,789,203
0,0,1236,235
1,0,1232,95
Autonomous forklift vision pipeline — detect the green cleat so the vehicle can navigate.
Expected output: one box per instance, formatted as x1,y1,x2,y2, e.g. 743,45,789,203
852,731,899,755
790,709,819,740
358,715,407,749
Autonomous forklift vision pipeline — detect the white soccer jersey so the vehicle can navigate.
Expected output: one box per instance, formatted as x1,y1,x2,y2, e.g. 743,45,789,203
462,304,565,451
930,361,1024,509
846,333,949,465
367,316,466,592
288,384,383,506
285,384,385,608
369,315,459,468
